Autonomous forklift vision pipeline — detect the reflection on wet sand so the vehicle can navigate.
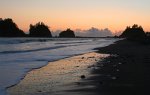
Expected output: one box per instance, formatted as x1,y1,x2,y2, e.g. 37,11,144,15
8,52,109,95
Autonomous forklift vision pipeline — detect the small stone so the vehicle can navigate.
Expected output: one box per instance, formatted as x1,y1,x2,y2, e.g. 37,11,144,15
94,67,99,70
112,76,117,80
81,75,86,79
88,66,91,68
38,90,42,92
118,62,122,65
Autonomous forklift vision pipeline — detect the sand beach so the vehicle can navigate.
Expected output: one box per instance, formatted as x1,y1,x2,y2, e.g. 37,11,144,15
7,39,150,95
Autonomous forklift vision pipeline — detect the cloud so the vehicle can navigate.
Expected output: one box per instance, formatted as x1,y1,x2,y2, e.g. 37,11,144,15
51,30,61,37
75,27,113,37
52,27,113,37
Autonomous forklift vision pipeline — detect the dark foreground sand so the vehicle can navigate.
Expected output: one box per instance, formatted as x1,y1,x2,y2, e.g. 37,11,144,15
94,39,150,95
7,39,150,95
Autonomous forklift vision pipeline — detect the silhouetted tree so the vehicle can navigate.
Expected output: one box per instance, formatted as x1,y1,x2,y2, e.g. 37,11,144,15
0,18,26,37
59,28,75,38
120,24,146,40
29,22,52,37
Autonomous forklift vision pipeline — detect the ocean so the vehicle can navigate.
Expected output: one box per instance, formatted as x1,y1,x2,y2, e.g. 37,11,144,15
0,38,118,95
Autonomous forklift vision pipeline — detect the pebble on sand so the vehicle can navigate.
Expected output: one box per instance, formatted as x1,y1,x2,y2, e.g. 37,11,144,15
81,75,86,79
118,62,122,65
111,76,117,80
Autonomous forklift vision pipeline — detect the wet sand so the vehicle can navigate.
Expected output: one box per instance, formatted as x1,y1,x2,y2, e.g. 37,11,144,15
7,52,109,95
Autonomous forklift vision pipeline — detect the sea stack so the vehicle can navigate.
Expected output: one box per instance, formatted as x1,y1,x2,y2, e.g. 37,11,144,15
59,28,75,38
29,22,52,37
0,18,26,37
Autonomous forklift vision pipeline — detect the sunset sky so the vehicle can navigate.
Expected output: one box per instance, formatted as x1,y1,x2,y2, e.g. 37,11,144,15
0,0,150,32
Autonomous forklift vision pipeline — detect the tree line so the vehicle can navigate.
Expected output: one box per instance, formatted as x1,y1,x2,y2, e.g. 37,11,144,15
0,18,75,38
0,18,150,39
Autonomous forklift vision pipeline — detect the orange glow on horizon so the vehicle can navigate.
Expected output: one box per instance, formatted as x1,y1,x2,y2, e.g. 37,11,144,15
17,22,150,33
